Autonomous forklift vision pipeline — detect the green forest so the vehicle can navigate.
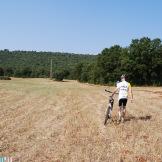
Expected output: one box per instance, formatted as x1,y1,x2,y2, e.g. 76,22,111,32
0,50,96,79
76,37,162,85
0,37,162,85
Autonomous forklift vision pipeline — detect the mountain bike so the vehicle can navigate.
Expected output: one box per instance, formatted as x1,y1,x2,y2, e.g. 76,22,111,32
104,89,118,125
104,95,114,125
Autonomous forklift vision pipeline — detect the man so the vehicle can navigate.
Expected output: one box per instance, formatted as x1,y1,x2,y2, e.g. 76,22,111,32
111,74,133,123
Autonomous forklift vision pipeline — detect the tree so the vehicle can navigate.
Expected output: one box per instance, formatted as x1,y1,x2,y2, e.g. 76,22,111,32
74,63,84,81
4,67,14,76
21,67,32,78
0,67,4,76
97,45,122,84
54,70,70,81
129,37,162,85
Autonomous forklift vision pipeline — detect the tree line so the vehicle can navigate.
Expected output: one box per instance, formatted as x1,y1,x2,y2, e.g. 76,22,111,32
75,37,162,85
0,37,162,85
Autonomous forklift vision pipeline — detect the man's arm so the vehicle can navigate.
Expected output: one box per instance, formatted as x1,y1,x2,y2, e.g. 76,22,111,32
111,87,119,97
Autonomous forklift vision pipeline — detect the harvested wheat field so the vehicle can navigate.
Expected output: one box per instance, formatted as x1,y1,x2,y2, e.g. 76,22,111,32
0,78,162,162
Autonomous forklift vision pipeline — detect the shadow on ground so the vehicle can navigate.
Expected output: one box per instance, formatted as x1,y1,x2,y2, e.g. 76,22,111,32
125,115,152,122
105,115,152,125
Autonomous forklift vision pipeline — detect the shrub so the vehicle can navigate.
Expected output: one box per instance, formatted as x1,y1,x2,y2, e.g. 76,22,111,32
53,70,70,81
54,71,65,81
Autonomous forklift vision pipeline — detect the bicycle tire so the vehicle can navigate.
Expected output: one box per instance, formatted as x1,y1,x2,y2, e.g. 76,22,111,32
104,106,110,125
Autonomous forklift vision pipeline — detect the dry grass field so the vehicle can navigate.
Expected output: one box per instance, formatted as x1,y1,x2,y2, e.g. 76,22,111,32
0,78,162,162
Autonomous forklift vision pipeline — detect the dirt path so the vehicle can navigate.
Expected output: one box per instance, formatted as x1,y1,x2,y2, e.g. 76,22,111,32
0,78,162,161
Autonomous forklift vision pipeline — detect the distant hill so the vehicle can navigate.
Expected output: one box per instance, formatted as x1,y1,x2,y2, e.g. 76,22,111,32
0,49,96,78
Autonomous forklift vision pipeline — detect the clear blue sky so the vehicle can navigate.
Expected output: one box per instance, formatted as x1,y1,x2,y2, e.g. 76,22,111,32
0,0,162,54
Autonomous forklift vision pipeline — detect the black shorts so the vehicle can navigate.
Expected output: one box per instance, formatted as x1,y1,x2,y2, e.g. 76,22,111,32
119,98,127,107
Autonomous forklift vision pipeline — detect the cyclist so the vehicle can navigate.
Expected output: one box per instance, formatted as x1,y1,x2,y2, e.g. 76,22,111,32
111,74,133,123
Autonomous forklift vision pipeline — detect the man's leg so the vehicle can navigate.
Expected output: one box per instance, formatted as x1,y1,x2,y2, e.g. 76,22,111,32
121,99,127,122
118,99,122,122
123,107,126,117
121,107,125,123
118,107,122,120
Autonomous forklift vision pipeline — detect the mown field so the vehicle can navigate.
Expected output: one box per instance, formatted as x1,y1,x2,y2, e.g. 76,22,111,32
0,78,162,162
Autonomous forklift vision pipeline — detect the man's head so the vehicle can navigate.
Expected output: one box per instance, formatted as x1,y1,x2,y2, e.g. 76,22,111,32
121,74,126,81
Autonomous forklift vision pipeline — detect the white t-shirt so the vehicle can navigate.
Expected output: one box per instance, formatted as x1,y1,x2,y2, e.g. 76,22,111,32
117,81,131,100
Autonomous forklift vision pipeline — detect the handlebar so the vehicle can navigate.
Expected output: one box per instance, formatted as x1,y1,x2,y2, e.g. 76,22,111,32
105,89,113,93
105,89,118,94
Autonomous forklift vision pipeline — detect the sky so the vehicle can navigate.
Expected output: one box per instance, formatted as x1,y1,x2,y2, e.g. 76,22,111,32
0,0,162,54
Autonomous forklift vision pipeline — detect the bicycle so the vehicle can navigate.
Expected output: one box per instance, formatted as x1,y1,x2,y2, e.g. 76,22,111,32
104,89,118,125
104,94,114,125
